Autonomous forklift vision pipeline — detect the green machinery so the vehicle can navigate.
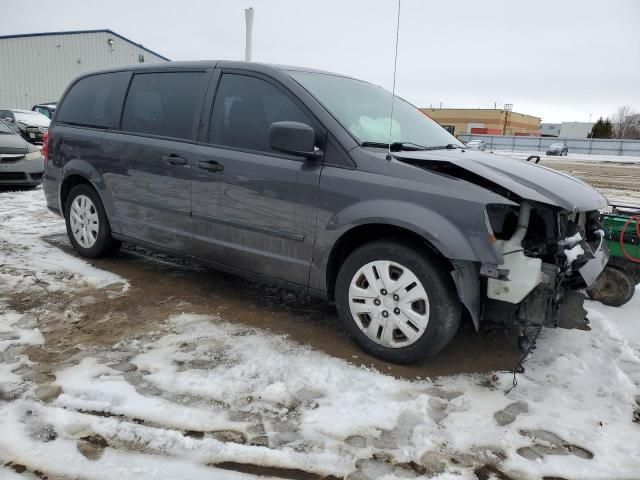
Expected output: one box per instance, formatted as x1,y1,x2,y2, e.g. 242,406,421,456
587,205,640,306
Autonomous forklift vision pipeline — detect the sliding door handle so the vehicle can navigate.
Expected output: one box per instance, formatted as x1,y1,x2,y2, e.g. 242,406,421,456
197,160,224,172
163,155,187,166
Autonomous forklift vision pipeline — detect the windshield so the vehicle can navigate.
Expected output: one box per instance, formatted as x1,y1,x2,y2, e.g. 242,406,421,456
550,143,563,148
14,111,49,123
0,120,12,134
288,71,463,149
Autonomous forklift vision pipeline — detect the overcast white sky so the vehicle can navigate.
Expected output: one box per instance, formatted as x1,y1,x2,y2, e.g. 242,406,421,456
2,0,639,123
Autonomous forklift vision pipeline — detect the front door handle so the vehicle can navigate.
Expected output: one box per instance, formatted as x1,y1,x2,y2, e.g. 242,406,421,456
197,160,224,172
163,154,187,166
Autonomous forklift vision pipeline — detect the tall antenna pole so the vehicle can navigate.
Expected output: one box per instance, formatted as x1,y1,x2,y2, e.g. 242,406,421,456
387,0,402,159
245,7,254,62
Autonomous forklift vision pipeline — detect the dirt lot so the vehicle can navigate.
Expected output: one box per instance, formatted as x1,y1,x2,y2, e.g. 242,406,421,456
540,159,640,204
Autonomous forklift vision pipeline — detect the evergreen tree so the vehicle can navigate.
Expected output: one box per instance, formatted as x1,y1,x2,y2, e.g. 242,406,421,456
588,117,614,138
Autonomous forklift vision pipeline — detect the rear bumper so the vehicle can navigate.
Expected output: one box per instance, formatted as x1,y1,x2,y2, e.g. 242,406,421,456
42,171,62,215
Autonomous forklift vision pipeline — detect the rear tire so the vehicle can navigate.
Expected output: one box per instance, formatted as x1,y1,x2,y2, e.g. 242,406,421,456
335,240,461,364
64,184,121,258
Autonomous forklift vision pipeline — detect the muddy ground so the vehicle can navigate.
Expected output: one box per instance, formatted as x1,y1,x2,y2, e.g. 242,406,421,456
12,234,521,384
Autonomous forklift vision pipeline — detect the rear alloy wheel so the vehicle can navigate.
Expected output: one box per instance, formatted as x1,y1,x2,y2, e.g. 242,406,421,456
69,194,99,249
65,184,121,258
335,241,461,364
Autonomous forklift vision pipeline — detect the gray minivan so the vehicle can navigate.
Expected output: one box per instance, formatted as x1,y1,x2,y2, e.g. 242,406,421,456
43,61,608,363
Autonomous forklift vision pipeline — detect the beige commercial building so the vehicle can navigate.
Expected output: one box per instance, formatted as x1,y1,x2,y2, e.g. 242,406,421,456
420,108,541,136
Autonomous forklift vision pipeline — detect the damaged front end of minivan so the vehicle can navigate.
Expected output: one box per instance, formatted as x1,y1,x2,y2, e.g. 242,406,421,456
396,151,609,350
482,201,608,344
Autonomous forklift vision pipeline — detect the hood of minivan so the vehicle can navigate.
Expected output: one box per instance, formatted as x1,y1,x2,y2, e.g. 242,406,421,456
395,149,607,212
0,132,29,154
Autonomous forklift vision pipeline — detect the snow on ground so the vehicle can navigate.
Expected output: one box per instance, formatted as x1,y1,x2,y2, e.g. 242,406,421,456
0,188,127,293
1,187,640,479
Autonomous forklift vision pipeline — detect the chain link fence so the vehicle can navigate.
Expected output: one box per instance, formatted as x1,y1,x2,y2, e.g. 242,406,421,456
458,134,640,157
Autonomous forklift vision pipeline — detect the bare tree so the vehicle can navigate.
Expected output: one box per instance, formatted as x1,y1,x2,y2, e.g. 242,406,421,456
611,105,639,139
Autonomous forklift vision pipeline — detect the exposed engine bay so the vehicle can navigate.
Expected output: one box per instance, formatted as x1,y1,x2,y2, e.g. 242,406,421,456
394,151,610,353
481,201,609,336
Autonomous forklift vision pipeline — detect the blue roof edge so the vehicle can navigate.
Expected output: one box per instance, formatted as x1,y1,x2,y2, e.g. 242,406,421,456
0,29,170,61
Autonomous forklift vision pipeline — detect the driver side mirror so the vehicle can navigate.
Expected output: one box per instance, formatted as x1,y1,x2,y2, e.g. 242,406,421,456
269,121,322,159
3,117,13,123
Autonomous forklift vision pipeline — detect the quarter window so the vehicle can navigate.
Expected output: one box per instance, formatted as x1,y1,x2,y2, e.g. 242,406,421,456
209,74,312,153
122,72,206,140
56,72,129,128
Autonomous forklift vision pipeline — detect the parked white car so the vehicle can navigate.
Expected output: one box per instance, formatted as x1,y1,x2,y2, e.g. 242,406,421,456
466,139,486,151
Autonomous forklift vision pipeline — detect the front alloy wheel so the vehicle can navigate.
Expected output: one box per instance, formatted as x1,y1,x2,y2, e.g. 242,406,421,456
348,261,430,348
335,240,461,364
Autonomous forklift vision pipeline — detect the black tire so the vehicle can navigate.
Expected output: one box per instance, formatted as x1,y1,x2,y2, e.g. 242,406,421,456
335,240,462,364
64,183,122,258
586,266,635,307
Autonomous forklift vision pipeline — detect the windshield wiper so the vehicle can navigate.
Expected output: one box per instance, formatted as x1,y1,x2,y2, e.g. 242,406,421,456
408,143,465,151
361,141,428,152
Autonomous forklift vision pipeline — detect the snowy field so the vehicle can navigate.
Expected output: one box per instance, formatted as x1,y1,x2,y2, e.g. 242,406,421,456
1,187,639,480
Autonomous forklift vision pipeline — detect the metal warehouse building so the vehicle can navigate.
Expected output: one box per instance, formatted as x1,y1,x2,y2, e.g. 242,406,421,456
0,29,169,110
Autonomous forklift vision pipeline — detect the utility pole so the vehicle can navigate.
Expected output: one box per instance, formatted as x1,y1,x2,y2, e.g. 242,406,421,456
245,7,254,62
503,103,513,135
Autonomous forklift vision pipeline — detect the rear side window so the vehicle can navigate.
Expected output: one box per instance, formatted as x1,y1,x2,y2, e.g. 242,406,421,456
209,74,312,153
56,72,129,128
121,72,205,140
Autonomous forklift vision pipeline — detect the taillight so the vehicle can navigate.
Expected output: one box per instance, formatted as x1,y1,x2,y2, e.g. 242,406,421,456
42,131,49,161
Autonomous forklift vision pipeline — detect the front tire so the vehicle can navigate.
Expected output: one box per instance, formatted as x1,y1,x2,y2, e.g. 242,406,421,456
64,184,121,258
335,241,461,364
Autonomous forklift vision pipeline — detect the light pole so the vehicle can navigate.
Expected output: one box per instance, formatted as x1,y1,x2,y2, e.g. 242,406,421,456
245,7,254,62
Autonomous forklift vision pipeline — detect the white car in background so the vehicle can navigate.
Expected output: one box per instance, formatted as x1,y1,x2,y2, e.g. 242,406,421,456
465,139,486,151
0,109,50,144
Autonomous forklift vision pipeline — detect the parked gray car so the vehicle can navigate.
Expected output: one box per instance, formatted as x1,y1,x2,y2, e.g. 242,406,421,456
0,119,44,187
43,61,609,363
546,142,569,156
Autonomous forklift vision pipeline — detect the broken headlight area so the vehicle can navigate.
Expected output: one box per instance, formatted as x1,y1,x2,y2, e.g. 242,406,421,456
481,202,608,336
